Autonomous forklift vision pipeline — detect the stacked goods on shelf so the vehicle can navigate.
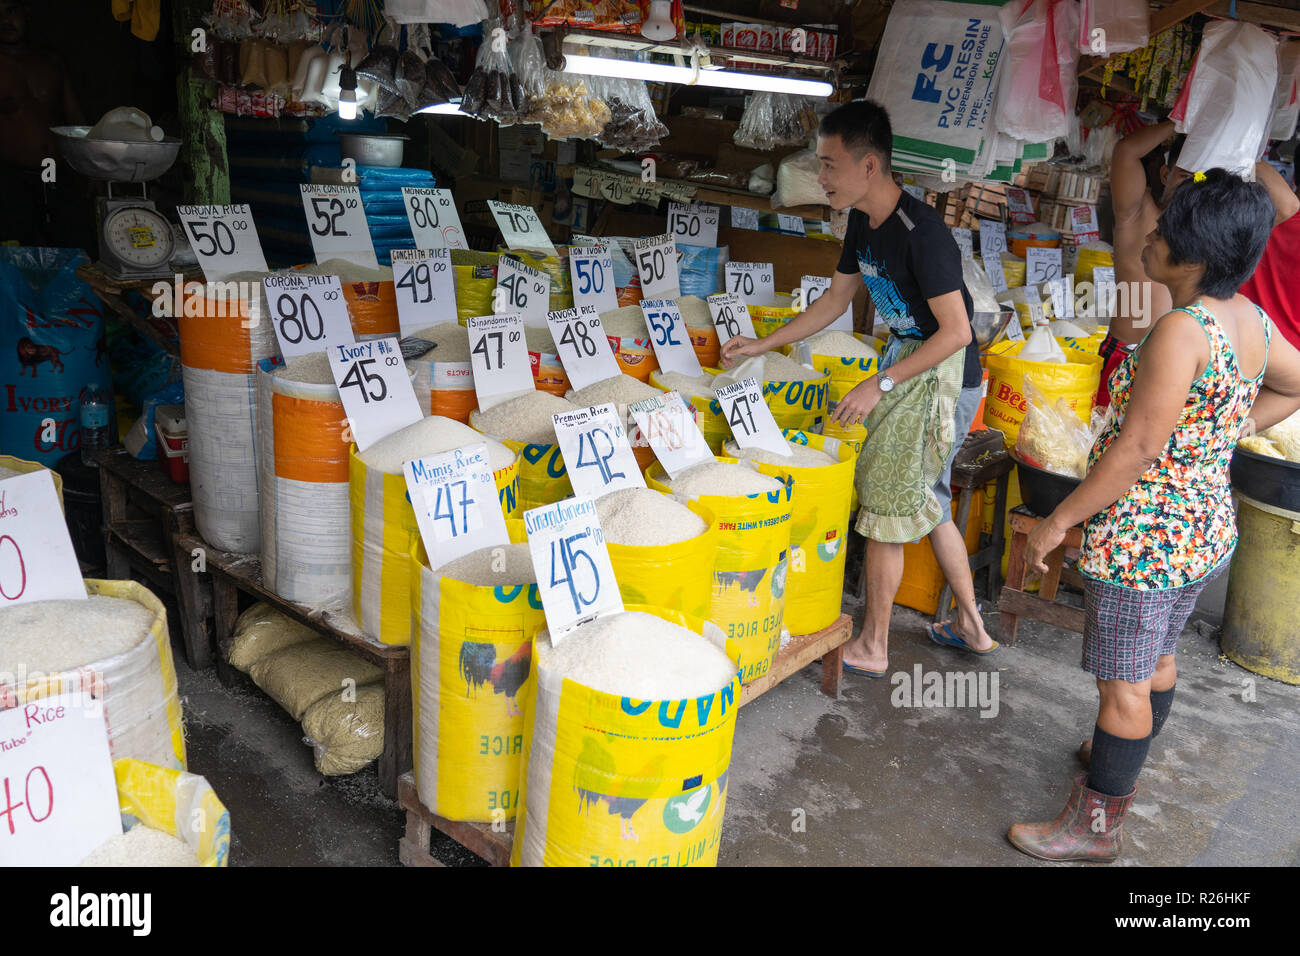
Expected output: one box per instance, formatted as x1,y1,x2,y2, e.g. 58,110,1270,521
469,392,579,510
249,639,382,719
511,609,740,867
227,603,318,673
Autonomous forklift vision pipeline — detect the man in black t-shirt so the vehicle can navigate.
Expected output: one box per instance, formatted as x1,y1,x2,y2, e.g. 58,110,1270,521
721,100,996,675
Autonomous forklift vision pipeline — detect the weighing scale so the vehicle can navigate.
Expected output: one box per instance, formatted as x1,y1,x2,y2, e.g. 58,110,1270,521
51,125,183,281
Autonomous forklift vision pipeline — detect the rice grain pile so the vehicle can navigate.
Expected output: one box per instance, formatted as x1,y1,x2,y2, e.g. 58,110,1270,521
538,611,734,699
249,639,383,720
273,351,335,385
411,322,473,361
295,258,394,282
676,295,713,328
359,415,515,474
725,440,838,467
472,392,579,444
659,460,782,499
79,826,198,867
525,325,556,352
595,488,706,546
760,351,823,382
656,370,718,397
0,596,152,674
436,543,537,584
566,374,660,407
805,330,877,359
597,305,651,338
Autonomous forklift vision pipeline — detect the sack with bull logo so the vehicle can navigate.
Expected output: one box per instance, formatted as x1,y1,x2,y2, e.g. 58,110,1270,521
0,248,112,465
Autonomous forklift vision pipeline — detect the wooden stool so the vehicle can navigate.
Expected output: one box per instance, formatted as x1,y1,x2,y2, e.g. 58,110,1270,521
933,447,1015,623
998,506,1086,645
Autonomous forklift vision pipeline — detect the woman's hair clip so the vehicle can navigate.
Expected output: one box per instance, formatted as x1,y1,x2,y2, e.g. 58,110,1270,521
1193,170,1207,183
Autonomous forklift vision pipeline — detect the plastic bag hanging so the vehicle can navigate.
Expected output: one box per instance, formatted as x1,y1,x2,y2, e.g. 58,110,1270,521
356,17,401,96
459,20,525,124
1077,0,1148,56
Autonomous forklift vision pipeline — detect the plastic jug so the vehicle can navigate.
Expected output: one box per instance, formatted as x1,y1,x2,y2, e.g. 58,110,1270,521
87,107,164,142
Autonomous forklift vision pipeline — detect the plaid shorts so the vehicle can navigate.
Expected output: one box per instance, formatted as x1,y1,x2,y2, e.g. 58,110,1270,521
1081,562,1227,682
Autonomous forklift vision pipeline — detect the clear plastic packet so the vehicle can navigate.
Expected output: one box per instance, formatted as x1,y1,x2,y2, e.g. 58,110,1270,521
460,20,525,124
1015,377,1101,478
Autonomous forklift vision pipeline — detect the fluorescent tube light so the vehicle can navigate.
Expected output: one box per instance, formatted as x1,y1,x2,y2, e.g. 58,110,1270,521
560,52,833,98
416,102,465,115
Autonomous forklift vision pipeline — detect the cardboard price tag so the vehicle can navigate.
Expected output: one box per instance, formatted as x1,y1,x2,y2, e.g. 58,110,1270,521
263,274,355,361
1047,275,1075,320
951,226,974,261
300,184,378,269
639,299,702,376
724,261,776,306
777,214,806,236
800,276,853,332
716,377,791,457
0,693,121,867
1003,312,1025,341
983,256,1009,294
401,187,467,250
568,245,618,315
467,312,534,411
524,496,624,642
1005,187,1036,224
552,403,645,499
667,201,720,247
1026,299,1047,327
390,248,456,337
329,337,422,452
627,391,714,478
1026,247,1063,285
633,234,680,298
978,220,1007,259
545,305,621,392
0,470,86,608
730,206,760,231
1093,266,1116,320
707,292,758,342
404,444,509,569
176,203,268,281
488,200,557,256
496,257,550,328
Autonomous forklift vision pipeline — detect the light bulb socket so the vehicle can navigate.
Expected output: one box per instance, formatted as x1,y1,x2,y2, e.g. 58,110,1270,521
340,65,358,94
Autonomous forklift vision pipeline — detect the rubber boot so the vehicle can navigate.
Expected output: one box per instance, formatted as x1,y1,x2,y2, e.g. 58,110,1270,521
1007,775,1136,862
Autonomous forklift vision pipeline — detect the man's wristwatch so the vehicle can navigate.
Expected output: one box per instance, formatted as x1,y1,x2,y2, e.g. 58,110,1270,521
878,374,896,393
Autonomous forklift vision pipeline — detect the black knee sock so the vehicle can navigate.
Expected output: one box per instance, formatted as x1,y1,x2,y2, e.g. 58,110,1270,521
1150,686,1175,738
1086,725,1150,797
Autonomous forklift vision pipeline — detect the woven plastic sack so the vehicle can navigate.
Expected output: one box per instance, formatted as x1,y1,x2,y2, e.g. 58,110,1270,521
451,249,499,324
647,466,793,683
0,455,64,507
1269,41,1300,142
648,369,730,453
995,0,1080,145
302,681,385,776
1015,377,1098,479
677,244,729,299
406,329,478,423
1077,0,1148,55
605,497,717,620
748,293,799,340
249,638,382,721
410,539,545,821
510,607,740,867
983,339,1102,447
468,415,573,511
228,602,318,673
113,758,230,867
500,247,574,312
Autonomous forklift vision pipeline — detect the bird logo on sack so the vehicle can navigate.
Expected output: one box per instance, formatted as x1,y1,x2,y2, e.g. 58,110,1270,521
662,782,712,834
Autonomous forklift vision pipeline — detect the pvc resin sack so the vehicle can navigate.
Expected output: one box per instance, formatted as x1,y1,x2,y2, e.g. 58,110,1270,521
594,487,705,546
302,682,385,776
804,331,878,359
249,639,383,721
227,602,319,673
471,391,580,445
565,373,660,407
725,440,838,467
79,826,199,867
359,415,515,474
659,460,782,499
435,542,537,584
537,611,734,700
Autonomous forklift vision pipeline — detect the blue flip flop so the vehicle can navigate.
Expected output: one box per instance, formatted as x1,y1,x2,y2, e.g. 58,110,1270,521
929,622,999,656
843,661,888,678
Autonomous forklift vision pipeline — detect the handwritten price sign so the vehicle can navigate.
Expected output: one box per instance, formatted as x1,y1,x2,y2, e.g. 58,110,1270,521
0,470,85,608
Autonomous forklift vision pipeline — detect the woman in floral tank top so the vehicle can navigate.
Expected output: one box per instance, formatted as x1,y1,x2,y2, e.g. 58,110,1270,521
1008,171,1300,863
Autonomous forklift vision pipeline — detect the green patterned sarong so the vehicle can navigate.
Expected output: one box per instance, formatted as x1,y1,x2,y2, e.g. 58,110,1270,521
853,340,966,543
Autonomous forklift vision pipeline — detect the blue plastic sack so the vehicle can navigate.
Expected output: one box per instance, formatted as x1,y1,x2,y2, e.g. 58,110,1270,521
677,243,729,298
0,248,113,465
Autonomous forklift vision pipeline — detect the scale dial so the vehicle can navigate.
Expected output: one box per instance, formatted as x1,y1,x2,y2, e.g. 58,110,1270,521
102,204,175,270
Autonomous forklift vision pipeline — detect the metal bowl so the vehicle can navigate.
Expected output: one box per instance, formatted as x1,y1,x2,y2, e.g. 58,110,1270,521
337,132,408,168
973,308,1015,349
51,126,181,182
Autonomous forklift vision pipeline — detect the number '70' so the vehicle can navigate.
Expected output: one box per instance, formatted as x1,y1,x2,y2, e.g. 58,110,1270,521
912,43,953,104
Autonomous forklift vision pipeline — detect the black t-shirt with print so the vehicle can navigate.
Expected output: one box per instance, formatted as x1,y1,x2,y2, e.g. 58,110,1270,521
835,191,982,388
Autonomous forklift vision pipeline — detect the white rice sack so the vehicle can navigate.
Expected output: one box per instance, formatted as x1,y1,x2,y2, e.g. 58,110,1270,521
537,611,734,700
676,294,714,328
659,460,782,500
79,826,199,867
0,596,153,674
273,351,336,385
656,370,718,397
595,488,706,546
249,639,383,721
472,392,580,444
435,543,537,584
302,682,385,776
359,415,515,474
227,603,319,674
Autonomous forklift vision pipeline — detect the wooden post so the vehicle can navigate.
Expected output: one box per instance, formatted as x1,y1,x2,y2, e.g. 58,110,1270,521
172,0,230,204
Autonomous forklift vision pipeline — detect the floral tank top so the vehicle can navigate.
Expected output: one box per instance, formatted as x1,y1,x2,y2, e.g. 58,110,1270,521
1080,302,1271,590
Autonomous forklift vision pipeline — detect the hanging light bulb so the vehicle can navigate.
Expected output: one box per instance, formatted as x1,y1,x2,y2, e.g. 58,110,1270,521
641,0,677,41
338,54,359,121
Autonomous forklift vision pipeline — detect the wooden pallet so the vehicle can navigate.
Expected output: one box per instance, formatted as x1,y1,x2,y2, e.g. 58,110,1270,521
178,533,411,798
397,613,854,866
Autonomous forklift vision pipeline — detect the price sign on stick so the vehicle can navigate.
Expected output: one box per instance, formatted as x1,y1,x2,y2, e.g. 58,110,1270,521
176,204,268,280
707,292,758,343
1003,312,1025,341
978,220,1007,260
552,403,645,499
667,201,720,247
568,245,618,314
524,496,624,643
300,184,378,269
639,299,703,376
488,200,558,256
404,444,509,568
329,337,422,452
1093,266,1117,320
724,261,776,306
546,305,621,392
984,256,1009,294
800,276,853,332
633,234,680,298
263,274,355,361
731,206,760,231
716,377,791,457
951,227,974,261
466,312,534,411
401,187,467,250
628,391,714,477
1070,204,1101,243
0,693,121,867
0,470,86,608
1026,247,1063,285
1026,299,1047,327
496,257,550,329
391,248,456,336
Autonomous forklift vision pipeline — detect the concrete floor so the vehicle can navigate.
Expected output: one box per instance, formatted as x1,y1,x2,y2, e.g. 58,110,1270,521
176,599,1300,867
